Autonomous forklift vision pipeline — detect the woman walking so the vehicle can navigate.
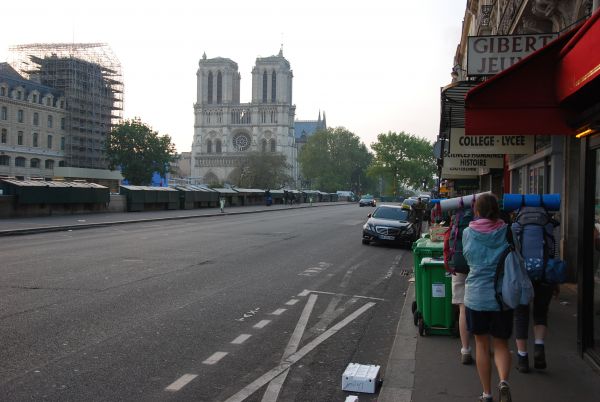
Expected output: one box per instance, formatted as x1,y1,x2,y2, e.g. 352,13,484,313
463,193,513,402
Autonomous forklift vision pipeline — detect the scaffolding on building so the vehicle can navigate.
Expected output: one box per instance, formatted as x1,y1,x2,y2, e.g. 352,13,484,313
9,43,124,169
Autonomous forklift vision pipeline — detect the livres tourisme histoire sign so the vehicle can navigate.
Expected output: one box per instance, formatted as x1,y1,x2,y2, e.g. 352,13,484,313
467,33,557,76
449,128,534,155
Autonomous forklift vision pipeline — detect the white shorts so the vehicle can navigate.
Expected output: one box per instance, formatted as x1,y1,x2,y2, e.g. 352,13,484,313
452,272,467,305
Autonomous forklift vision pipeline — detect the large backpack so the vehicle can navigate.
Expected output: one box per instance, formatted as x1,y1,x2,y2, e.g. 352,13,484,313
444,208,474,274
511,206,559,282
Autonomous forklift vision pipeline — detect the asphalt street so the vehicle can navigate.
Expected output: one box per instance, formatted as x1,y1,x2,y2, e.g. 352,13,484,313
0,204,413,401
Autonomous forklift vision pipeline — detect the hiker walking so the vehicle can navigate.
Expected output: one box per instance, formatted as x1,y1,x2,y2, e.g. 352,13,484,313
462,193,513,402
511,205,561,373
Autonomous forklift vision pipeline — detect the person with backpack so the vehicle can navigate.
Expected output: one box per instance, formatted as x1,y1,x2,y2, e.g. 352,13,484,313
511,205,561,373
462,193,513,402
444,208,475,365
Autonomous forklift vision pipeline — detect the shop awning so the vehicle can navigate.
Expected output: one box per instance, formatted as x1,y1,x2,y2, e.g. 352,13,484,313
465,9,600,136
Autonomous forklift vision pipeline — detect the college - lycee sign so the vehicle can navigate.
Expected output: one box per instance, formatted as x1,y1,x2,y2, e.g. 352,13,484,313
449,128,534,155
467,33,557,75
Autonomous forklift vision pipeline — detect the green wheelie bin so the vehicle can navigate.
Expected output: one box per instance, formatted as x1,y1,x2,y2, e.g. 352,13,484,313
411,236,445,325
413,257,455,336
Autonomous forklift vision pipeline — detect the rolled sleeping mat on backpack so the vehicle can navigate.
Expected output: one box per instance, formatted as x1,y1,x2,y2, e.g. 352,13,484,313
502,193,560,212
439,192,491,213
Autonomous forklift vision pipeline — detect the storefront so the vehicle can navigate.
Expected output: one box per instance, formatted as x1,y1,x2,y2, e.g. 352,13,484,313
464,9,600,364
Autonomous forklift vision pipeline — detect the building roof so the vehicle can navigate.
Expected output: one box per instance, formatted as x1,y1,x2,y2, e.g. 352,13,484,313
0,62,63,97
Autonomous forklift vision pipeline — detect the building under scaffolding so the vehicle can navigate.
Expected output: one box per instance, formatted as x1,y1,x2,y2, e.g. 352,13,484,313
9,43,123,169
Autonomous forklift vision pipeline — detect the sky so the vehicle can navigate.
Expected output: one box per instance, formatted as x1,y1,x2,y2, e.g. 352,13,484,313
0,0,466,153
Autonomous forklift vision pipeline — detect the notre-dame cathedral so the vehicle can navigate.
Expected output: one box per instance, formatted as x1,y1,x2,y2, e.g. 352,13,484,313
191,49,303,186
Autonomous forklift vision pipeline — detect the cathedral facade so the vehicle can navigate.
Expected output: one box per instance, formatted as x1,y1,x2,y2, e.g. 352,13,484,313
191,50,298,186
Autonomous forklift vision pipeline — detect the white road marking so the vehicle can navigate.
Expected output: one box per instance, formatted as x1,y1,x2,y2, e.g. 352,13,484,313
203,351,228,365
285,299,299,305
231,334,252,344
224,302,376,402
165,374,198,391
270,308,287,316
262,294,318,402
297,289,311,297
253,320,271,329
304,289,385,301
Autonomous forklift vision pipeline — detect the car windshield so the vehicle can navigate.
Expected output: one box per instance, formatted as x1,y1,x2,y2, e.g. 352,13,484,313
403,199,416,206
372,207,410,221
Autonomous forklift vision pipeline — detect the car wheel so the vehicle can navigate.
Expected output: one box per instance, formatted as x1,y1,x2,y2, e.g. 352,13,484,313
362,238,370,245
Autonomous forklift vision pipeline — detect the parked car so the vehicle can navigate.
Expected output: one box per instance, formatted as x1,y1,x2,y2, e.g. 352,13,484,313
358,196,376,207
362,204,418,247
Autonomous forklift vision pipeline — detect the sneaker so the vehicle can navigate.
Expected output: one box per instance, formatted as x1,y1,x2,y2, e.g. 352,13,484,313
498,381,512,402
516,354,530,373
534,344,547,369
478,395,493,402
461,351,473,365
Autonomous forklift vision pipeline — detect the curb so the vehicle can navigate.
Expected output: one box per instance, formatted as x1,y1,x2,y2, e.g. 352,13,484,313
378,280,417,402
0,203,346,237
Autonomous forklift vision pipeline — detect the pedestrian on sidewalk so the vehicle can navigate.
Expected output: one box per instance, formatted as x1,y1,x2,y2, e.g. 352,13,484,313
219,197,225,213
463,193,513,402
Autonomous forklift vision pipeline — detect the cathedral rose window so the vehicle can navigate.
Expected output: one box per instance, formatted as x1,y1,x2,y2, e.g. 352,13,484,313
233,133,251,151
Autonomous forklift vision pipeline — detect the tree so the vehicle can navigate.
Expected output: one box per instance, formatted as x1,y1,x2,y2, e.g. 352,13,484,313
230,151,291,189
369,131,436,195
106,119,177,185
298,127,373,193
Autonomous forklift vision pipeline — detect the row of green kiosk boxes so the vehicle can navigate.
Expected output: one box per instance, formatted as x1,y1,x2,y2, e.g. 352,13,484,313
411,235,458,337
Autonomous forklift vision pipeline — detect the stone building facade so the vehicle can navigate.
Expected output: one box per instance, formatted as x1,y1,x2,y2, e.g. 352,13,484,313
191,50,297,185
0,63,67,180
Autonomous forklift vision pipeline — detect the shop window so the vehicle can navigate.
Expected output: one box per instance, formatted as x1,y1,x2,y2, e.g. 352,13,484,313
17,131,23,145
33,112,39,126
528,164,546,194
47,135,53,149
30,158,40,168
15,156,25,167
0,155,9,166
33,132,39,147
45,159,54,169
1,106,7,120
1,128,6,143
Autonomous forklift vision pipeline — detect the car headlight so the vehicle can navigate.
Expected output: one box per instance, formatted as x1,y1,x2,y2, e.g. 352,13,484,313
364,223,375,231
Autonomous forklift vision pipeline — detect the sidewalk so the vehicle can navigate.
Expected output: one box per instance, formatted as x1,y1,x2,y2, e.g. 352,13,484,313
0,201,344,236
380,281,600,402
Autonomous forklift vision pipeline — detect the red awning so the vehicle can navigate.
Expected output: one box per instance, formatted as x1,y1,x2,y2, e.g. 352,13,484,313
465,9,600,136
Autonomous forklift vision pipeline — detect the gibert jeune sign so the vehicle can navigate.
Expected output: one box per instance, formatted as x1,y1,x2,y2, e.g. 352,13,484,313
467,33,557,76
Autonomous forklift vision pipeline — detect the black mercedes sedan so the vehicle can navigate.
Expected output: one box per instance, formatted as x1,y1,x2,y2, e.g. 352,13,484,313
362,204,418,247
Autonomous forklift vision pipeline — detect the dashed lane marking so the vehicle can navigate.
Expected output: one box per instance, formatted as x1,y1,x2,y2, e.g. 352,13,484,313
297,289,310,297
285,299,299,305
231,334,252,344
302,289,385,301
165,374,198,391
202,351,228,365
270,308,287,315
253,320,271,329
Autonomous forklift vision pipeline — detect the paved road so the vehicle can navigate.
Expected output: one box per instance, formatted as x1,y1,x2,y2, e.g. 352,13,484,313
0,204,413,401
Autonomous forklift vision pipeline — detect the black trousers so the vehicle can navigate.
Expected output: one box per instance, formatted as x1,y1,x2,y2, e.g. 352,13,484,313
514,282,556,340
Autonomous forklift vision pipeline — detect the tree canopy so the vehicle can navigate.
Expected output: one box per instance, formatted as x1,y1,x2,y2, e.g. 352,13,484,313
369,131,436,195
106,119,177,185
298,127,373,193
230,151,291,189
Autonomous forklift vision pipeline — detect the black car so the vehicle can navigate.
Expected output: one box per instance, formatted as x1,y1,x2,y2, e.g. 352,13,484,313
362,205,418,247
358,197,376,207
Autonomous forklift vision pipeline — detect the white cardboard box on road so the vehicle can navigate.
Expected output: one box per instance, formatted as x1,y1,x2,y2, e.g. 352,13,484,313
341,363,380,394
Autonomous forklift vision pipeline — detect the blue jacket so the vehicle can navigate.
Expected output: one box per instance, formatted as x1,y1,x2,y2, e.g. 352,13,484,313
462,224,509,311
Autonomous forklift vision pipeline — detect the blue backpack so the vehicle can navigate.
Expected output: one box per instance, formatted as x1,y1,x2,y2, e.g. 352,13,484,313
495,241,534,309
445,209,474,274
511,206,566,283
